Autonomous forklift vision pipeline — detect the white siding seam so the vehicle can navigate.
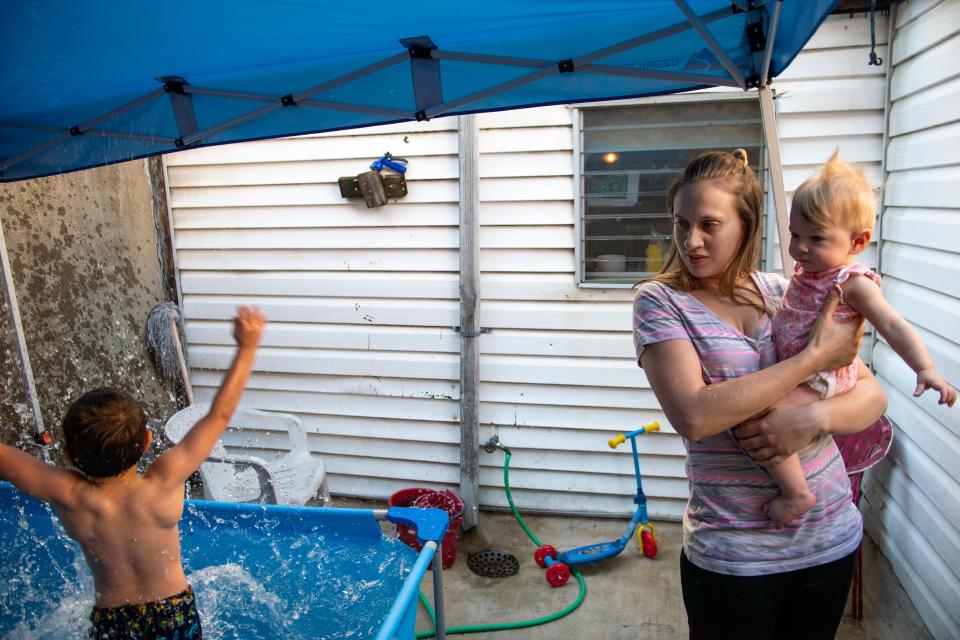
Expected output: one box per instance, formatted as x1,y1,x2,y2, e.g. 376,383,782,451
887,114,960,139
893,0,946,31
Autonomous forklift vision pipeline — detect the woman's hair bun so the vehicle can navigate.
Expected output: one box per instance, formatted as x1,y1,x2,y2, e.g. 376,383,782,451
732,148,749,168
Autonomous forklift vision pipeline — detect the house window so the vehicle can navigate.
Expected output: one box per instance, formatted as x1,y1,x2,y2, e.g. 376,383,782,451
576,95,765,285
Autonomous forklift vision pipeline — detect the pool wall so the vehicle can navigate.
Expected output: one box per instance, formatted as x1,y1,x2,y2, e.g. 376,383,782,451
0,482,447,639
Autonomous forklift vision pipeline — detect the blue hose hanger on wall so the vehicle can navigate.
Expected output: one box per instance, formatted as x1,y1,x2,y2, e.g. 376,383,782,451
0,0,837,183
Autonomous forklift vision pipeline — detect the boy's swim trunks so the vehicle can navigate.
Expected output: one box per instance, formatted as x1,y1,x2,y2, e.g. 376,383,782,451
89,585,201,639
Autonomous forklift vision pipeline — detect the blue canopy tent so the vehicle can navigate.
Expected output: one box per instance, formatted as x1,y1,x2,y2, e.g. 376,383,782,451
1,0,837,517
2,0,835,183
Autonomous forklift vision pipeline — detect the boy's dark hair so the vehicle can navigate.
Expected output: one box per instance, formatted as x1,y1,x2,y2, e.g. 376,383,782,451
61,388,148,478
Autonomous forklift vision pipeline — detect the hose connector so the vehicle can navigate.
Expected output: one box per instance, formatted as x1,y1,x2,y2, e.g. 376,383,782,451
483,435,511,455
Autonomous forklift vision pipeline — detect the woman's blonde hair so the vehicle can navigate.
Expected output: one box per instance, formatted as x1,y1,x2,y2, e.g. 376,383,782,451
792,151,876,232
643,149,766,314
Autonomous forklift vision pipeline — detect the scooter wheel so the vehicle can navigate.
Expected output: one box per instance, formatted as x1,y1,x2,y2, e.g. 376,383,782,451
546,562,570,587
534,544,557,568
641,529,658,559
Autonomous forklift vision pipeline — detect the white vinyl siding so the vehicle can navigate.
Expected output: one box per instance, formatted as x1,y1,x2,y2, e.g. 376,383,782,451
863,2,960,639
164,14,891,523
165,119,465,500
474,106,687,519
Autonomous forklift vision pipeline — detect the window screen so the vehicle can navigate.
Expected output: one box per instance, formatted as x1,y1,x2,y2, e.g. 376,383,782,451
578,97,764,284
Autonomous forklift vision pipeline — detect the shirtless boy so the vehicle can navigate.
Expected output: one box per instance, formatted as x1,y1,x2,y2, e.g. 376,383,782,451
0,306,266,639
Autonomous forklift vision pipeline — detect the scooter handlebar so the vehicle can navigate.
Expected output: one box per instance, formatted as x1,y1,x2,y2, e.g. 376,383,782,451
608,422,661,448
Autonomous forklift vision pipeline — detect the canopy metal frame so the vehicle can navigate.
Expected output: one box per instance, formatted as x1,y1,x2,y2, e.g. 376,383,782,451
0,3,764,178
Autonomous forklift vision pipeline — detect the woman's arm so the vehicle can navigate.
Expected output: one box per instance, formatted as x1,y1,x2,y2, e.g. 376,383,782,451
642,293,864,441
733,359,888,465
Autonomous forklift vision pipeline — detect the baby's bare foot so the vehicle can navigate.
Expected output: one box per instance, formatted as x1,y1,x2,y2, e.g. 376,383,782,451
764,492,816,526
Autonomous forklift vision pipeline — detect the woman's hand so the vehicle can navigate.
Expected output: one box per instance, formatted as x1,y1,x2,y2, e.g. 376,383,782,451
804,293,864,372
734,387,824,465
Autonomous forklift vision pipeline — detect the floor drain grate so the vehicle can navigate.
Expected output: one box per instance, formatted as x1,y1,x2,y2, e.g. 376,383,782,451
467,549,519,578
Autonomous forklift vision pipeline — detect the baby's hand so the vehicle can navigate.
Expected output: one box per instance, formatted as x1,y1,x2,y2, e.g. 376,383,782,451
233,306,267,349
915,369,957,407
806,292,864,372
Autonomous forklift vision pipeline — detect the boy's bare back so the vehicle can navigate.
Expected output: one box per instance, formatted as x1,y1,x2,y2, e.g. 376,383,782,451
50,462,193,606
0,306,266,608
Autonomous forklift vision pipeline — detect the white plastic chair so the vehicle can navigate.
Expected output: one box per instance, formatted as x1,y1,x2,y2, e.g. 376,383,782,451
164,403,329,506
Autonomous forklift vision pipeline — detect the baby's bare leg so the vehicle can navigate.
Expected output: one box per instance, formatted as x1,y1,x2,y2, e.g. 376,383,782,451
765,454,816,525
762,385,820,525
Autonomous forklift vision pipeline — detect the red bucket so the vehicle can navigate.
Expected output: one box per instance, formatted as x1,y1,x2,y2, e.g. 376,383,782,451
388,487,464,569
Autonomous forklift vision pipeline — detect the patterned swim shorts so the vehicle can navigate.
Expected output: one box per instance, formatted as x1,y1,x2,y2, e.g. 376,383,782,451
89,586,202,639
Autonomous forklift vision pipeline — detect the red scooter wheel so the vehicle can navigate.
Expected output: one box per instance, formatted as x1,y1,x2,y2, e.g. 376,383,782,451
641,528,657,559
534,544,557,568
546,562,570,587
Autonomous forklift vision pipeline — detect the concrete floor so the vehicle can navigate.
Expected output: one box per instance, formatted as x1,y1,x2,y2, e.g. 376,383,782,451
405,509,932,640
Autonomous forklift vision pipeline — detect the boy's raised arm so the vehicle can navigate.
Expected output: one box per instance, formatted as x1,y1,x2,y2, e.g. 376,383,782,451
150,306,267,486
0,444,81,505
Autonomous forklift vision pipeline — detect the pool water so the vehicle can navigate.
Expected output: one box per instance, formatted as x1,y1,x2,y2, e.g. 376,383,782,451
0,484,421,639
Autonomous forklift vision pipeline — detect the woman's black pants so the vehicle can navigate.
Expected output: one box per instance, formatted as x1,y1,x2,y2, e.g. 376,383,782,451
680,549,857,640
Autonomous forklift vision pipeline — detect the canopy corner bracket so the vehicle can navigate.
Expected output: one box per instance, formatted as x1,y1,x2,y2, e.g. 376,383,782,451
746,19,766,54
158,76,198,148
401,36,443,122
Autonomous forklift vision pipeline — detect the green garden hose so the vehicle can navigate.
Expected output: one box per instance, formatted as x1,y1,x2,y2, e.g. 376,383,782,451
415,448,586,638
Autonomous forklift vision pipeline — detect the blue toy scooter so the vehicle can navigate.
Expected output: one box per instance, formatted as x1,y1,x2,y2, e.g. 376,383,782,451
534,422,660,587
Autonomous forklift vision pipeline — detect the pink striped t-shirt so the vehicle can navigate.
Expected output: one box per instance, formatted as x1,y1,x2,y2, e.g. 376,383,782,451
633,271,862,576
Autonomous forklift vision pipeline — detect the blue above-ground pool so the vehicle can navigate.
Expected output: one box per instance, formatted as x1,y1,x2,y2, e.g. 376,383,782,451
0,482,447,639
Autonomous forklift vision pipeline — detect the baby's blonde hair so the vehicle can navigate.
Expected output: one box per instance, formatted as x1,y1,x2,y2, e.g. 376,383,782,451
791,151,876,233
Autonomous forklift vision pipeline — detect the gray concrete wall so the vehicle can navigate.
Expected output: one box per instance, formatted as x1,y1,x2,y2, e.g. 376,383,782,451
0,159,178,459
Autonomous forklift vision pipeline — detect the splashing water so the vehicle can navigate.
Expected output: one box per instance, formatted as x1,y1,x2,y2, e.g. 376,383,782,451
1,486,418,639
3,553,92,639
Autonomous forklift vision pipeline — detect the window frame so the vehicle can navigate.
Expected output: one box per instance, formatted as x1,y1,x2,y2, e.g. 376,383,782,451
573,91,770,288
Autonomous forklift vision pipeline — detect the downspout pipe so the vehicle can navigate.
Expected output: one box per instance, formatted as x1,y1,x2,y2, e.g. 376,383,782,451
457,114,481,530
